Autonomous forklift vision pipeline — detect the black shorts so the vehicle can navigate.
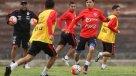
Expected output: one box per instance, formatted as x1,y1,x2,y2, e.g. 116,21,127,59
102,42,115,55
12,33,30,48
28,41,57,57
76,36,97,51
58,31,77,48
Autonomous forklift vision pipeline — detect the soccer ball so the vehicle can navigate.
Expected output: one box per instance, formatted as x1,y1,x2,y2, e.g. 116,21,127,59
9,16,17,25
71,65,81,75
30,18,37,26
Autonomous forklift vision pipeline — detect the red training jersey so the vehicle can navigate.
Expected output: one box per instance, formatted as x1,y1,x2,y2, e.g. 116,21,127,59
58,9,76,34
108,17,118,33
68,8,108,38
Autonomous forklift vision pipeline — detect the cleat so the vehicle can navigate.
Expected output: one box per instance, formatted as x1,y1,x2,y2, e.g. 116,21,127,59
62,58,70,66
82,65,88,74
24,64,30,69
101,64,107,70
40,74,49,76
95,52,102,62
10,60,15,65
75,62,80,65
4,66,11,76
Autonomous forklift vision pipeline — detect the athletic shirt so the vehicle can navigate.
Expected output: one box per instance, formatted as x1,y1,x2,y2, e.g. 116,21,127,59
29,9,57,44
58,9,76,34
68,8,108,38
98,15,119,43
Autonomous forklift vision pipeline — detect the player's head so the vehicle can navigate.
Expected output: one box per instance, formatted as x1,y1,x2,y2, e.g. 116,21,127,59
69,1,76,12
45,0,55,9
20,0,27,11
85,0,95,9
112,4,120,16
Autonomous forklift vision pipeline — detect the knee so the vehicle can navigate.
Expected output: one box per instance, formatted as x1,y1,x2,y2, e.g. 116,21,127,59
12,45,17,49
89,48,95,53
24,55,33,62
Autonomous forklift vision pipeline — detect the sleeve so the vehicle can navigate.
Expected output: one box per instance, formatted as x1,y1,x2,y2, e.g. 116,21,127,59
67,12,84,31
47,11,57,36
99,11,109,22
58,12,69,29
108,17,118,33
30,11,38,20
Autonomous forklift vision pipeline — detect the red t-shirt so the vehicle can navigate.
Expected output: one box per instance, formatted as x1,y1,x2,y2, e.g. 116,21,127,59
68,8,108,38
58,10,76,34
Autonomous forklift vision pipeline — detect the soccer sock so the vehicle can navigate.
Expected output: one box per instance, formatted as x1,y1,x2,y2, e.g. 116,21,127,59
41,67,48,75
12,60,15,63
84,60,90,66
75,61,79,65
99,52,103,56
101,64,107,68
64,55,69,60
10,62,18,70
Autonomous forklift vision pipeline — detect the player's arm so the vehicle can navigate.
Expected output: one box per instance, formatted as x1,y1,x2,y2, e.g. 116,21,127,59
108,17,119,33
99,11,109,22
47,11,57,40
67,14,83,33
58,12,69,30
31,11,38,20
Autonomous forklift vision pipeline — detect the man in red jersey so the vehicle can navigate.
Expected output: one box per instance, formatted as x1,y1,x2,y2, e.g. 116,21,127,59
67,0,109,74
95,4,120,70
56,1,77,66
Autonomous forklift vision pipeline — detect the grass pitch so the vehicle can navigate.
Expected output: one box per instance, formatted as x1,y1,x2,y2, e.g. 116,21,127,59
0,66,136,76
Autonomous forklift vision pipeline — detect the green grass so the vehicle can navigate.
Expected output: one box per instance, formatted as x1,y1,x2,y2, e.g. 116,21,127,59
1,66,136,76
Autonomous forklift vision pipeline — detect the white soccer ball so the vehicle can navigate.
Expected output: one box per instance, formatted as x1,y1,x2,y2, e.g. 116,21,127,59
30,18,37,26
9,16,17,25
71,65,81,75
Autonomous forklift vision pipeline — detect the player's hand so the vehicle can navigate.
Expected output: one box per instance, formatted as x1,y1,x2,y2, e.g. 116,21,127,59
49,35,54,41
8,21,15,26
61,29,65,31
118,30,120,33
106,17,110,22
65,30,70,34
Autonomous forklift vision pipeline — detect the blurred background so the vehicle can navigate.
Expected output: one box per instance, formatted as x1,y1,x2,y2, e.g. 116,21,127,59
0,0,136,63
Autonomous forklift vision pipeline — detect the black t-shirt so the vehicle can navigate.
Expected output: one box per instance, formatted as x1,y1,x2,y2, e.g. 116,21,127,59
6,9,38,35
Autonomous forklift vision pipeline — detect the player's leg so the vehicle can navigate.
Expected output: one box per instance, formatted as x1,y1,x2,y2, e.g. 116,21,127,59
101,56,108,69
22,35,30,68
65,33,77,59
11,35,21,64
95,42,114,62
41,43,57,76
4,54,34,76
4,41,40,76
62,33,77,66
83,37,96,74
74,37,86,65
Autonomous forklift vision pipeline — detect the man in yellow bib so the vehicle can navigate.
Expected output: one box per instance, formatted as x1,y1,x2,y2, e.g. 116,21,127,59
4,0,57,76
95,4,120,69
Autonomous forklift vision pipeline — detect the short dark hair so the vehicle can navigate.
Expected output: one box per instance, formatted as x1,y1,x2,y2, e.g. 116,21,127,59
21,0,27,5
112,4,120,10
45,0,55,9
85,0,95,2
69,1,75,5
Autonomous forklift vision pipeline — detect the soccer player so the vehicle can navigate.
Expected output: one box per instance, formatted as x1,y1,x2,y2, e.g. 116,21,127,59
4,0,57,76
6,0,38,68
56,1,77,66
66,0,109,74
95,4,120,69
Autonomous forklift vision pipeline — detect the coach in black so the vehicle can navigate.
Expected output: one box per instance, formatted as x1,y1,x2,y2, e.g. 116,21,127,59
6,0,38,68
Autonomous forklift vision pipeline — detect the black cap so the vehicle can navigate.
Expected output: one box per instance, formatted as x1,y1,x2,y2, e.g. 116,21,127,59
21,0,27,5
